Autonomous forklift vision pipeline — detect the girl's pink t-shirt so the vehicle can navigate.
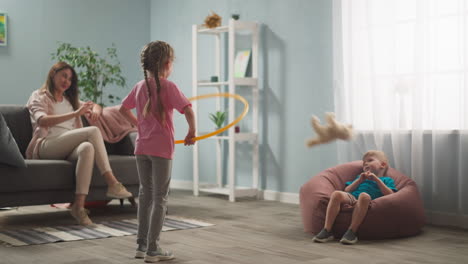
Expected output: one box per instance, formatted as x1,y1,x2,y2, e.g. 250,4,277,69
122,78,191,159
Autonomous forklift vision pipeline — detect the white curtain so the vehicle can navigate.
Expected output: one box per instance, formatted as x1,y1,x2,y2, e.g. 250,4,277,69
333,0,468,228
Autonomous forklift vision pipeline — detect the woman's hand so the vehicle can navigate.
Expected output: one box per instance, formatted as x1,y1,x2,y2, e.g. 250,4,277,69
87,101,102,122
38,101,93,128
88,103,102,122
75,101,94,117
90,104,102,121
89,111,100,121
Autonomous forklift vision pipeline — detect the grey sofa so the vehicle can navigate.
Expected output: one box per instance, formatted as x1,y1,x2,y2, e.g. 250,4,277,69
0,105,139,208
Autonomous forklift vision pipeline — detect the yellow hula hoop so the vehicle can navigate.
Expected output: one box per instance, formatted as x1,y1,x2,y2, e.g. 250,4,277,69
174,93,249,144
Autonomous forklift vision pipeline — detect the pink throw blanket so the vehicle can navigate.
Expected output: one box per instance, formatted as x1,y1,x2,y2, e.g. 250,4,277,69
85,105,137,143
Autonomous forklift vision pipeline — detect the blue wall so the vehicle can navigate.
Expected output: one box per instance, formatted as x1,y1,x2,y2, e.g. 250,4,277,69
0,0,150,105
150,0,339,193
0,0,339,195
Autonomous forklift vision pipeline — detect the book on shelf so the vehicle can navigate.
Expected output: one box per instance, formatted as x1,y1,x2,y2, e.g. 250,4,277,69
234,50,251,78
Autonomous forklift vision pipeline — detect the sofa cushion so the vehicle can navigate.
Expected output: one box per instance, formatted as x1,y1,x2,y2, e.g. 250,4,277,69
0,113,27,168
105,132,137,155
0,159,75,192
0,105,33,157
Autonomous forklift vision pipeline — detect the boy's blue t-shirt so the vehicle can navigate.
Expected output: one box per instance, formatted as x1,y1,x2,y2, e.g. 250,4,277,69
345,175,398,200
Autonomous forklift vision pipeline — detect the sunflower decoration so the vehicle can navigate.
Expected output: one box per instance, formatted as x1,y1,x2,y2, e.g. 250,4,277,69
204,11,222,28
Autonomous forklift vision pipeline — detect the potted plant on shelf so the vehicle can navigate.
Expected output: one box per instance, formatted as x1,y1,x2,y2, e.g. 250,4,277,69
51,42,126,106
209,111,226,135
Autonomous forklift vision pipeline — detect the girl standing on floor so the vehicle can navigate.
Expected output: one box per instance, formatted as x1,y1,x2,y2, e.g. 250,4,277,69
119,41,196,262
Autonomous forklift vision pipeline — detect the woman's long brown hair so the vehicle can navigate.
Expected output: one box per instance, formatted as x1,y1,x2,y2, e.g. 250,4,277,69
40,61,80,110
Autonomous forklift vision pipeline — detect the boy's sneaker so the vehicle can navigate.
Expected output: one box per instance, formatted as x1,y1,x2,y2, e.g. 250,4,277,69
106,182,132,199
144,248,175,262
70,206,93,226
135,244,147,259
313,228,334,243
340,229,358,245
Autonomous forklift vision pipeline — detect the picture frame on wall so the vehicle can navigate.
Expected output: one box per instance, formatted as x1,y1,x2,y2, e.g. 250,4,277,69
0,12,7,46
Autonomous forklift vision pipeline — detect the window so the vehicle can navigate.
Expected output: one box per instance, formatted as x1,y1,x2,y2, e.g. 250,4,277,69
336,0,468,130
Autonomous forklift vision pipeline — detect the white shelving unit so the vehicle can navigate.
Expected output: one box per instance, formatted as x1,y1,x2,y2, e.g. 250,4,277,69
192,19,259,202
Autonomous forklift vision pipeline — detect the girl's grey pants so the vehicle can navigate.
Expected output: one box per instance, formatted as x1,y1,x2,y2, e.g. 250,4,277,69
135,154,172,252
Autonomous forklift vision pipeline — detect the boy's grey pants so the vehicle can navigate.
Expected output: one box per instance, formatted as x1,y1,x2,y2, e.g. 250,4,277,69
135,154,172,252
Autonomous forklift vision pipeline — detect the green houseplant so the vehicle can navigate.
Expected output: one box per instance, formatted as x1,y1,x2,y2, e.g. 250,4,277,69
209,111,226,130
51,42,126,106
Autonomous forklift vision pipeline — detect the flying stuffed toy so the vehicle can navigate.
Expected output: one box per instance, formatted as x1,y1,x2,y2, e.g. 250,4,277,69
306,112,353,147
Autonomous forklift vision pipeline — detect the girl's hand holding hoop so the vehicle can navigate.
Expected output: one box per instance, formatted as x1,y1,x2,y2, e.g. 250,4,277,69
184,130,196,146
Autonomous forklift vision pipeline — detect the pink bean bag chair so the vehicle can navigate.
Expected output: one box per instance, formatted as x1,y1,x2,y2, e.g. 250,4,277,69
300,161,425,239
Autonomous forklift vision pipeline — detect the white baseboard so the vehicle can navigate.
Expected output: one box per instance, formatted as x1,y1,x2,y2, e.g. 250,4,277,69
261,190,299,204
426,211,468,229
170,180,299,204
170,180,193,190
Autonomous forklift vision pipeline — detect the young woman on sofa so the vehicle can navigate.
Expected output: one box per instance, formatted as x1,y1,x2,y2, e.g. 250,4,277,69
26,61,132,226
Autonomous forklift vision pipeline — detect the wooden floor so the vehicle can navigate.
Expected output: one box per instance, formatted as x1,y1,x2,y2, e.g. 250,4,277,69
1,189,468,264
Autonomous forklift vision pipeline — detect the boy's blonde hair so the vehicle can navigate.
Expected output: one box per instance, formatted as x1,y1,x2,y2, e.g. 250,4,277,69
362,150,389,175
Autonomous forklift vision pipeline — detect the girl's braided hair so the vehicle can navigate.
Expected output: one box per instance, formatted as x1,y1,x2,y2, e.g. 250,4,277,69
140,41,174,124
